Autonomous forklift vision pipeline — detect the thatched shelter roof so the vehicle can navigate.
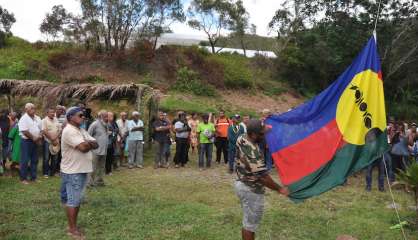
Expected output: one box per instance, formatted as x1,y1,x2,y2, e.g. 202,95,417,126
0,79,158,104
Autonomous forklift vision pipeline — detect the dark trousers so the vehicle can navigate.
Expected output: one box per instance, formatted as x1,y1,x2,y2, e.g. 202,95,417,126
174,137,188,165
391,154,408,174
228,145,236,171
20,139,38,181
366,159,385,190
215,137,228,163
199,143,213,168
42,141,58,176
105,146,115,174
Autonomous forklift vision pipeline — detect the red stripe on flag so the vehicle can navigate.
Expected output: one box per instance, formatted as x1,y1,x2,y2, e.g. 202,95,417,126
272,119,346,185
378,71,382,80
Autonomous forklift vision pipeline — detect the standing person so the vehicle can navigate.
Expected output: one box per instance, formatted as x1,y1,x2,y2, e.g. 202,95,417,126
60,106,98,239
127,111,144,169
234,119,289,240
153,111,171,169
18,103,42,184
173,112,190,168
41,108,61,178
84,108,94,130
55,105,67,174
87,110,109,187
0,110,10,168
56,105,67,127
105,112,118,174
260,109,273,171
391,123,410,173
228,115,245,174
8,112,21,174
365,158,385,192
116,112,129,167
215,110,230,164
188,113,200,154
197,114,215,170
240,115,250,133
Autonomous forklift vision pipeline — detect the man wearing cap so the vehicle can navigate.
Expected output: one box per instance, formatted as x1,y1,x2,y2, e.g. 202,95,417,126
60,106,98,239
227,114,245,173
87,110,109,187
234,119,289,240
41,107,61,178
127,111,144,169
18,103,42,184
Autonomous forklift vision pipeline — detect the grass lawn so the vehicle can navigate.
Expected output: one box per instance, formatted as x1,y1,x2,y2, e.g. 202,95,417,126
0,147,417,240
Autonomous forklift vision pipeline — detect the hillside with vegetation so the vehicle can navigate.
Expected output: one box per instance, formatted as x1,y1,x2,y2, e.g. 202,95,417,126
0,36,301,115
1,0,417,119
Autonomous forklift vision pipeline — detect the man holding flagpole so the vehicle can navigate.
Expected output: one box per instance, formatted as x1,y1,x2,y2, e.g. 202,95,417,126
234,119,289,240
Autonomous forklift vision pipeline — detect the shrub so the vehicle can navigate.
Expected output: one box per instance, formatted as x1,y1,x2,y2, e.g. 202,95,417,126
211,53,253,89
172,67,216,96
48,51,73,69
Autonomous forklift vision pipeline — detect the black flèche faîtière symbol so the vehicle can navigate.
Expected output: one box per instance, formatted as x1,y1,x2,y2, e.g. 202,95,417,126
349,84,372,129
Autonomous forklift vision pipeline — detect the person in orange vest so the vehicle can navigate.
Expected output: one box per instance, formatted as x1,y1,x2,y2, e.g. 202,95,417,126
215,110,231,164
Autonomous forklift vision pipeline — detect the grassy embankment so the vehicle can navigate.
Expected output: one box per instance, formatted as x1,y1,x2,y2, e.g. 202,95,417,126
0,149,417,240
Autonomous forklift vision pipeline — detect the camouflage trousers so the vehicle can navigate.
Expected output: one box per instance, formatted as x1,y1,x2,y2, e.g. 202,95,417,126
234,180,264,232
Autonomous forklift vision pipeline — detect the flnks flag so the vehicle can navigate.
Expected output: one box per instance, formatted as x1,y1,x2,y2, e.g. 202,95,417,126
265,35,389,202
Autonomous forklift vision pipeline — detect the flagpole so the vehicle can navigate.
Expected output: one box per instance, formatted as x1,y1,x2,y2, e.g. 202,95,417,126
382,153,408,240
373,0,383,34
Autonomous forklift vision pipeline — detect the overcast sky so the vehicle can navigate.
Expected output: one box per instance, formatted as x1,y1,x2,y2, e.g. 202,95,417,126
0,0,283,42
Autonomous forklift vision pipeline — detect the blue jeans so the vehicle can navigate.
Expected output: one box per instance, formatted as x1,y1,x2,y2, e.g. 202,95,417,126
199,143,213,168
265,149,273,171
228,145,236,171
60,173,88,207
43,141,58,176
20,139,38,181
366,158,385,190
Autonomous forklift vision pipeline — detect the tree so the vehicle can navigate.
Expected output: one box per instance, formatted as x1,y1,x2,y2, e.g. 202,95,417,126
0,5,16,48
40,5,72,41
145,0,186,50
187,0,234,54
228,0,249,56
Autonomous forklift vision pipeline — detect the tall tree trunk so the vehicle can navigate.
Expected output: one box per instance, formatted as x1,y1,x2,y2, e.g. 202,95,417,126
153,36,159,51
209,39,215,54
240,38,246,57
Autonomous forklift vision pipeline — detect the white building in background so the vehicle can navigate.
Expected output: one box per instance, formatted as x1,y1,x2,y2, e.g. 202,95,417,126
200,46,277,58
156,33,277,59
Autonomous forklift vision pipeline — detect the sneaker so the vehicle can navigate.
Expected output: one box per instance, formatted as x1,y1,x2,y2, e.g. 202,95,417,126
128,165,133,169
21,180,30,185
137,165,144,169
43,175,49,179
175,164,180,168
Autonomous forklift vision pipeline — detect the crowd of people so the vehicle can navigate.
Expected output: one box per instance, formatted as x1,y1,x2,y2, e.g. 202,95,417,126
0,104,277,180
0,103,417,240
365,119,418,191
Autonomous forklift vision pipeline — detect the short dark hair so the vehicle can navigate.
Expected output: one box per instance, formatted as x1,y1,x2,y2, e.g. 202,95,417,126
246,119,263,135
